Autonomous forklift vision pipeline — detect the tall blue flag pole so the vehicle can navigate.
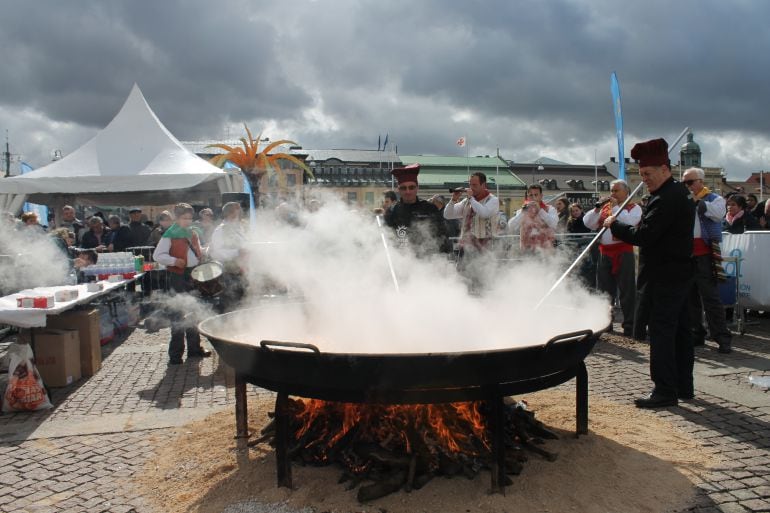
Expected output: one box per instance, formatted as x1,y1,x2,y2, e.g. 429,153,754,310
610,72,625,180
225,160,257,230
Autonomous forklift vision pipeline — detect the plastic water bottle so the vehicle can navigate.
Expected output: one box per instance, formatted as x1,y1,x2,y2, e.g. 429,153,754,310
67,269,78,285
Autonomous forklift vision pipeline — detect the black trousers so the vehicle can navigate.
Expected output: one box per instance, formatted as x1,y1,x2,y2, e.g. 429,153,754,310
168,270,202,361
644,277,694,397
597,250,636,333
689,254,731,346
219,271,246,313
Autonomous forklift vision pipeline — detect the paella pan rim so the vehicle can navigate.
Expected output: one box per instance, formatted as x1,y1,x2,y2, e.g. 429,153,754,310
198,304,608,358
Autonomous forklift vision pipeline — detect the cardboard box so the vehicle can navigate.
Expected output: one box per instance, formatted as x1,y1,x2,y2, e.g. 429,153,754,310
45,309,102,377
33,329,81,387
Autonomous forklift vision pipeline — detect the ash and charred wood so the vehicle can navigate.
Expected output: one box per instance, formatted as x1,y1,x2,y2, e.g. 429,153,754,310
356,444,411,469
437,453,462,476
357,470,407,503
260,418,276,435
510,406,559,440
327,426,359,463
521,439,558,462
247,432,273,446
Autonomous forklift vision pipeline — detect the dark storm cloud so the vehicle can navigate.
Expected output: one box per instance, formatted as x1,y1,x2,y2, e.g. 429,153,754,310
1,0,769,178
0,0,311,137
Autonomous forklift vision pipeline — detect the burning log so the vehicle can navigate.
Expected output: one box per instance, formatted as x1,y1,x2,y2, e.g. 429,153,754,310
260,397,559,502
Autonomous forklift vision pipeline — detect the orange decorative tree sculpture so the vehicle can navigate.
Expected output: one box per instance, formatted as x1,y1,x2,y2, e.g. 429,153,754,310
207,124,311,207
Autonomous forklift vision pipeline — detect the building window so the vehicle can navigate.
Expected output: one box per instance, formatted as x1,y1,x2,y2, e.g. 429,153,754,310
365,192,374,204
347,191,357,203
287,174,297,187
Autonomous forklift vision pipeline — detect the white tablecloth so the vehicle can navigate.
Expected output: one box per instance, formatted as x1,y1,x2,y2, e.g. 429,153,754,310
0,275,142,328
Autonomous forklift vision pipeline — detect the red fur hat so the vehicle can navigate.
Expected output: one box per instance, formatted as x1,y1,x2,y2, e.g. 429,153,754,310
630,138,670,167
391,163,420,184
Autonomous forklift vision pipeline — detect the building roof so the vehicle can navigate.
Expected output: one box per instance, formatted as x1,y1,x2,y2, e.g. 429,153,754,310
399,155,526,189
292,148,400,164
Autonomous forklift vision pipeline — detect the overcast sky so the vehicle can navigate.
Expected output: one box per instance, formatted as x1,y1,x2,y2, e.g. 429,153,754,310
1,0,768,180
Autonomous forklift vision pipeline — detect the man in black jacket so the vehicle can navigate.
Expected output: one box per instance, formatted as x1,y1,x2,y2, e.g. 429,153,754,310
384,163,450,257
604,138,695,408
128,207,152,247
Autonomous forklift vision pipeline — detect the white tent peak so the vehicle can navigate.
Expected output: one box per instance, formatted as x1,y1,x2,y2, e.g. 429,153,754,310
0,83,232,205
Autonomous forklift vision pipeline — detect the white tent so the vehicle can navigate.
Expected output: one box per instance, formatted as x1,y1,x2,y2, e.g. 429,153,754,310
0,84,238,213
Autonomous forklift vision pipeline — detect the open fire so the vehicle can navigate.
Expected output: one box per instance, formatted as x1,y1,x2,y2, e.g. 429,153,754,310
259,398,559,502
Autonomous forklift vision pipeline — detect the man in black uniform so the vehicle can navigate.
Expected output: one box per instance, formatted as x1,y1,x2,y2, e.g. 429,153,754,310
604,138,695,408
384,163,450,256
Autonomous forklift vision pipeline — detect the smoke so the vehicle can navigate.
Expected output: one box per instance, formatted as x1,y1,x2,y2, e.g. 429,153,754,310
150,290,217,330
0,222,69,294
212,194,610,354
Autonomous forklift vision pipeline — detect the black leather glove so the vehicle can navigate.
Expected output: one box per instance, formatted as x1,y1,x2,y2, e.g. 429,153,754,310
696,200,707,215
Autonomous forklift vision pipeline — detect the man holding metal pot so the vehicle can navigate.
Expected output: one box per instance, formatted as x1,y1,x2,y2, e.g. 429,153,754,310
603,138,695,408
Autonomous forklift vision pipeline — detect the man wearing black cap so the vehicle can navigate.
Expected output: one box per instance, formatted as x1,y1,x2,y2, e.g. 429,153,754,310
603,138,695,408
128,207,152,247
384,163,450,256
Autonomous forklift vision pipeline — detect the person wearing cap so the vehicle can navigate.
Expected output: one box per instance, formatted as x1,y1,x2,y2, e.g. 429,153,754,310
583,179,642,337
682,167,732,354
603,138,695,408
507,184,558,252
128,207,151,248
384,163,450,256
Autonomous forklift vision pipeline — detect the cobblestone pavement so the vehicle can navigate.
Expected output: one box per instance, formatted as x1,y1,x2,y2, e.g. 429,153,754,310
0,315,768,513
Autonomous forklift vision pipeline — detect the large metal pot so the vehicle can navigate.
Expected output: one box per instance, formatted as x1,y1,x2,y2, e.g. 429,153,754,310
199,302,603,404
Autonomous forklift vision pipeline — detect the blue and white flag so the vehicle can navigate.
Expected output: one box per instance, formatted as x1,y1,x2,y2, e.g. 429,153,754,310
610,72,625,180
20,162,49,226
226,160,257,230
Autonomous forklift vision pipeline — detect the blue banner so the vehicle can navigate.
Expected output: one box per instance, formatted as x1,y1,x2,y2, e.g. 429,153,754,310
226,160,257,230
20,162,49,226
610,72,625,180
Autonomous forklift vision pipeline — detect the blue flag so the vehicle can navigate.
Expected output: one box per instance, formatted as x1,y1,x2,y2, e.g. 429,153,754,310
378,135,381,151
227,160,257,230
382,134,389,151
610,72,625,180
20,162,49,225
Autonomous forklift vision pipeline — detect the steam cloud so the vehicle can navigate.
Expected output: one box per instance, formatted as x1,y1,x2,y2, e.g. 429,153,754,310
209,194,610,354
0,223,69,294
